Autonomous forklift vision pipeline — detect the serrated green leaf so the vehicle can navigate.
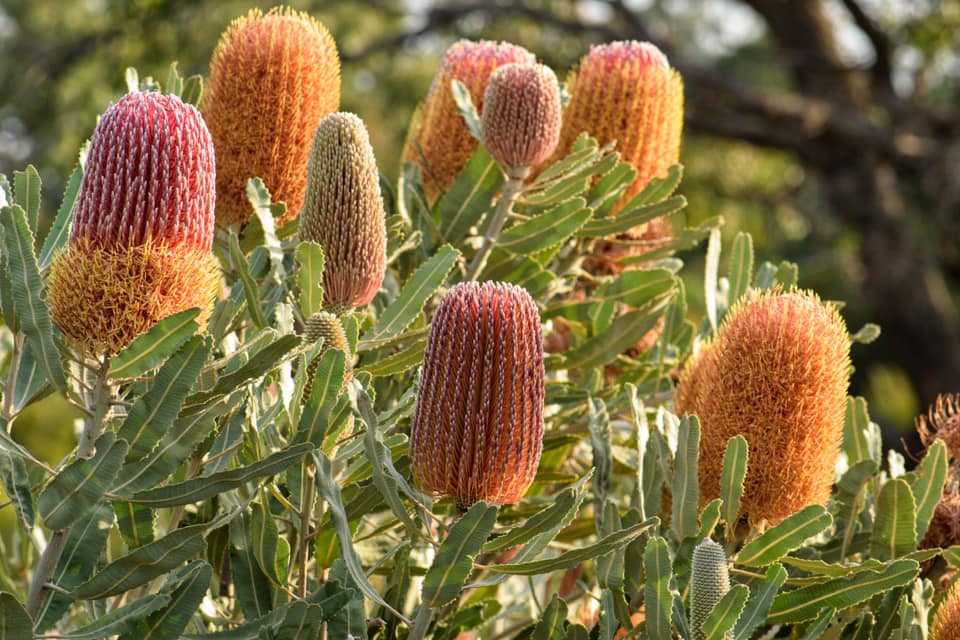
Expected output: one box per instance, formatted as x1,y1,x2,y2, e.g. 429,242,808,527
578,195,686,237
12,340,51,413
732,563,787,640
39,432,127,530
251,500,289,585
767,559,919,624
597,501,624,590
532,594,568,640
673,415,700,541
559,300,670,370
451,79,483,141
228,229,267,329
0,204,66,391
246,178,285,282
0,592,32,638
115,500,155,548
122,561,212,640
737,505,832,567
110,308,200,378
498,198,591,255
870,478,917,561
360,337,426,377
296,241,325,318
720,435,748,529
73,524,208,599
843,396,873,466
437,147,502,244
14,165,41,231
907,439,947,542
797,606,837,640
589,399,612,531
703,584,749,640
39,164,81,270
295,349,346,448
588,161,635,216
423,501,498,606
727,232,753,305
699,499,722,540
187,333,299,405
56,594,171,639
532,134,598,185
590,268,676,310
644,537,674,640
0,450,33,528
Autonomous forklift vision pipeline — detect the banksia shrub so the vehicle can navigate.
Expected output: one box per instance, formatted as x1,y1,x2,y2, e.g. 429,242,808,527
203,6,340,228
48,91,219,356
299,112,386,312
690,539,731,640
481,63,561,178
402,39,535,200
932,583,960,640
553,41,683,215
410,282,545,510
675,291,851,526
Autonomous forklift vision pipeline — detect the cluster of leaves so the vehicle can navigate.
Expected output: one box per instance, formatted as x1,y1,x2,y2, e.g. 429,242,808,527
0,65,952,640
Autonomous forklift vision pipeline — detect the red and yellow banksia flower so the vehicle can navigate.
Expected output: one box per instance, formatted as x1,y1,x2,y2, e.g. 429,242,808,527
410,282,545,510
554,41,683,212
203,7,340,228
48,91,219,355
675,291,851,526
402,39,535,200
481,63,561,178
299,113,386,312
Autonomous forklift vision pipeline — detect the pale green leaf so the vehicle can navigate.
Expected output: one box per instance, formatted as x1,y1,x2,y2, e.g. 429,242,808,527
672,415,700,541
720,435,748,529
736,505,832,567
702,584,749,640
110,308,200,379
422,501,498,606
644,537,674,640
296,241,325,318
870,478,917,561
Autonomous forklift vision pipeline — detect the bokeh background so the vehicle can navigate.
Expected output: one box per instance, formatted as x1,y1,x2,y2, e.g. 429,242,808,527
1,0,958,468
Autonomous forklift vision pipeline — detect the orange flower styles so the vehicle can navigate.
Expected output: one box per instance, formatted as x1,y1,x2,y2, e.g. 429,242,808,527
48,91,219,355
931,583,960,640
403,39,535,200
675,291,851,526
410,282,545,510
554,41,683,214
299,113,386,312
203,7,340,228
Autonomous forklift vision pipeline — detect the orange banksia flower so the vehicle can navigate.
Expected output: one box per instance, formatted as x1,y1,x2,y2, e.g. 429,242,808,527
402,39,535,200
553,41,683,214
204,6,340,228
481,63,561,178
299,113,386,312
932,583,960,640
410,282,545,510
675,291,851,526
48,91,219,355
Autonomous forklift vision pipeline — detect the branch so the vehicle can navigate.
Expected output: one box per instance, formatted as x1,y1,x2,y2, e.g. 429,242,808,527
840,0,894,89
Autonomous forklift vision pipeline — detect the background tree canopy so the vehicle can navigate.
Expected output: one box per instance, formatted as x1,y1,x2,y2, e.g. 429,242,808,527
1,0,957,449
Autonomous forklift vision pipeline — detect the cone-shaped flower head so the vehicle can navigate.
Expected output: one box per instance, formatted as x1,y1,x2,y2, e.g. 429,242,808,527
204,6,340,228
481,63,561,178
302,311,352,402
690,539,731,640
675,290,851,526
299,112,386,311
553,41,683,215
917,393,960,462
402,39,535,200
48,91,219,355
931,583,960,640
410,282,545,509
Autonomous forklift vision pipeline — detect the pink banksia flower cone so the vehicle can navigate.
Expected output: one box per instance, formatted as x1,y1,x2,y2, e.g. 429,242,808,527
402,39,535,201
481,63,561,178
203,6,340,228
299,112,386,312
674,290,851,526
410,282,545,510
48,91,219,355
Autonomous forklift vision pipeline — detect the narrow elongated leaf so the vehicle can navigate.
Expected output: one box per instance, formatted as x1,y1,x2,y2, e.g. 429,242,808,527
644,537,674,640
907,439,948,541
0,450,33,528
0,592,32,638
736,505,832,567
115,501,155,548
251,500,289,585
295,349,346,447
73,524,208,599
672,415,700,540
55,594,171,639
122,561,212,640
498,198,591,255
188,333,299,404
423,502,498,606
578,195,686,237
132,443,314,507
532,594,568,640
14,165,41,230
364,245,459,346
798,607,837,640
843,396,873,466
296,241,325,318
110,308,200,378
39,165,82,270
727,232,753,304
451,79,483,140
119,336,209,461
870,478,917,561
231,539,273,620
437,147,502,244
702,584,749,640
596,501,624,589
39,432,127,530
720,435,748,528
767,559,919,624
229,230,267,328
561,303,669,370
0,203,66,390
246,178,285,281
591,268,676,309
589,399,611,531
361,337,426,377
732,563,788,640
12,340,50,413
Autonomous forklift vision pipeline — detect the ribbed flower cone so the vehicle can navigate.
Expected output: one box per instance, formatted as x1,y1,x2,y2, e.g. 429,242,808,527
302,311,352,402
551,41,683,221
48,91,219,356
203,7,340,228
402,40,535,201
410,282,545,510
481,63,561,178
299,112,386,311
931,583,960,640
675,290,851,527
690,539,731,640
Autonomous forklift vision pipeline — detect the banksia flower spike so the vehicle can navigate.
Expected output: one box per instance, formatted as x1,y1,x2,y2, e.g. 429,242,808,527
675,291,851,527
690,539,731,640
554,41,683,213
299,112,386,313
402,39,535,200
410,282,545,510
931,583,960,640
302,311,352,402
48,91,219,356
203,7,340,228
481,63,561,179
